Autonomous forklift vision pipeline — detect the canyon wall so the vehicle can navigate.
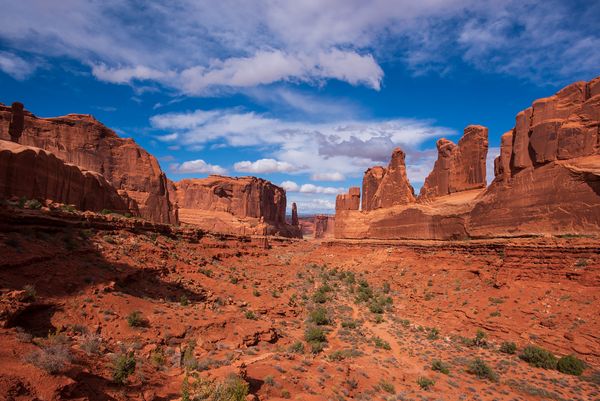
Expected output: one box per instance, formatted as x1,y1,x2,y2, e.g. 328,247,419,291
0,140,135,214
335,76,600,240
0,106,177,224
314,215,335,239
171,176,302,238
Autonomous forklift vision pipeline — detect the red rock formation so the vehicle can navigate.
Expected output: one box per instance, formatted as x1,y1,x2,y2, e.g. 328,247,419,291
314,215,335,239
0,140,135,214
0,105,177,224
291,202,299,226
335,187,360,211
8,102,24,143
336,76,600,240
171,175,301,238
419,125,488,200
370,148,415,208
361,166,385,211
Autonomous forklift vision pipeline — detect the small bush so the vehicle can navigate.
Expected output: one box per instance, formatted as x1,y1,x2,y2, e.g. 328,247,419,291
341,320,357,329
380,380,395,394
25,335,71,374
25,199,42,210
80,333,102,355
499,341,517,354
312,290,328,304
282,389,291,399
22,284,36,302
372,336,391,350
431,359,450,374
112,352,136,384
417,376,434,390
467,358,498,381
180,295,189,306
305,326,326,343
244,310,257,320
427,327,440,341
288,341,304,354
473,329,487,347
557,354,585,376
127,311,147,328
309,307,330,325
520,345,558,369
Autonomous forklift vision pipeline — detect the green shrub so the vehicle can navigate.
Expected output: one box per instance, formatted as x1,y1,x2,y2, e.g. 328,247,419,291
341,320,357,329
417,376,434,390
312,290,328,304
244,310,257,320
183,373,248,401
380,380,395,394
309,307,330,325
25,199,42,210
467,358,498,381
288,341,304,354
557,354,585,376
180,295,189,306
473,329,487,347
372,336,391,350
22,284,36,302
305,326,326,343
520,345,558,369
427,327,440,341
127,311,147,327
431,359,449,374
112,352,136,384
499,341,517,354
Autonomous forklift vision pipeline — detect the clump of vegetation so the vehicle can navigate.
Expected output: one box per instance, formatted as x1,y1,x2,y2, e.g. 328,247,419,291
127,311,147,328
24,199,43,210
500,341,517,354
308,307,330,325
305,326,327,354
341,319,357,329
557,355,585,376
431,359,450,374
379,380,395,394
417,376,435,390
288,341,304,354
520,345,558,369
180,295,189,306
427,327,440,341
24,332,71,374
467,358,498,381
22,284,36,302
182,372,248,401
372,336,391,351
244,310,257,320
112,352,136,384
80,333,102,355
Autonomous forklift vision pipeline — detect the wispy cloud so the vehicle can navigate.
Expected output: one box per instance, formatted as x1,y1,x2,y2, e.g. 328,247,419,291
0,51,37,80
234,158,300,174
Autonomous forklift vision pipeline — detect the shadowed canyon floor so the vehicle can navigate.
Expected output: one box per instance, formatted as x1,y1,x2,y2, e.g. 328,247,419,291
1,206,599,401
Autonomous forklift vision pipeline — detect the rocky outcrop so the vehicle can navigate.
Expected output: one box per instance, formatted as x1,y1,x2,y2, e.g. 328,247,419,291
0,140,135,214
0,105,177,224
171,175,302,238
8,102,24,143
419,125,488,200
369,148,415,209
291,202,299,226
335,187,360,211
314,215,335,239
335,75,600,240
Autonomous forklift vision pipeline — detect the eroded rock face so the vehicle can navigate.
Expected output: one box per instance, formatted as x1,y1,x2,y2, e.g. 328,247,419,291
8,102,24,143
419,125,488,200
0,140,135,214
335,187,360,211
0,105,177,224
314,215,335,239
361,166,385,211
172,175,302,238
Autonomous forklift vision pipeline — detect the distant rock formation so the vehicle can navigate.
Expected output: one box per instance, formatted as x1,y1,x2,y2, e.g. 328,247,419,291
171,175,302,238
0,140,136,214
335,187,360,211
0,105,177,224
419,125,488,200
291,202,299,226
335,75,600,239
314,215,335,239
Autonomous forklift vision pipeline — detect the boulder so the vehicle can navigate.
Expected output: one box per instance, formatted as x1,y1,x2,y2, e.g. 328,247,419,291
0,140,135,214
0,105,177,224
419,125,488,200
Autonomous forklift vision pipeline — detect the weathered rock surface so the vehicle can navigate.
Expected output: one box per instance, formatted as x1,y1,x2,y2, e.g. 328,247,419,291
291,202,299,226
369,148,415,209
0,140,135,214
419,125,488,200
171,175,302,238
335,187,360,211
314,215,335,239
0,105,177,224
336,76,600,239
361,166,385,211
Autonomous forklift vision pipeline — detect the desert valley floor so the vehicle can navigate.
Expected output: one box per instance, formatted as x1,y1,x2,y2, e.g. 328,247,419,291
1,206,599,401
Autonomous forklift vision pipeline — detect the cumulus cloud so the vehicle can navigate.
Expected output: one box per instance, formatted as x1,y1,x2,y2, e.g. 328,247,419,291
170,159,227,175
234,158,300,174
311,172,345,182
281,181,345,195
280,180,300,192
151,108,453,181
1,0,597,92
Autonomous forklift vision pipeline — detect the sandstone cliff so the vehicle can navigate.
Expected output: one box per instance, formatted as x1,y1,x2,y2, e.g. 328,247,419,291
336,76,600,240
419,125,488,200
314,215,335,239
0,105,177,224
0,140,135,214
171,175,302,238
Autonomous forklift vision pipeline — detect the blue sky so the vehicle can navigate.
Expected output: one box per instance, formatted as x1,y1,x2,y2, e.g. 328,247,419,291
1,1,598,214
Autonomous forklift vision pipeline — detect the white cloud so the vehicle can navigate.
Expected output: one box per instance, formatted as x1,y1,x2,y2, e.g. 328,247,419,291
1,0,596,92
0,51,36,80
234,158,300,174
280,180,300,192
311,172,345,182
281,181,345,195
170,159,227,175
